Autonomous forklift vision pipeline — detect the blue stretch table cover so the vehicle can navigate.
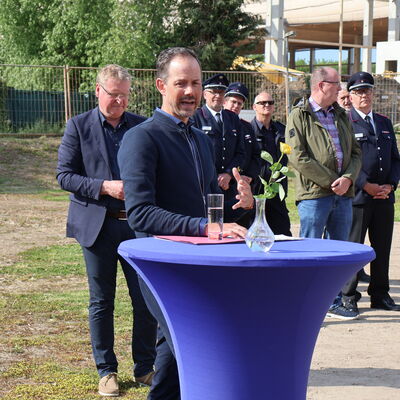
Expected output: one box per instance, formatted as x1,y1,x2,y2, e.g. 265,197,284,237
119,238,375,400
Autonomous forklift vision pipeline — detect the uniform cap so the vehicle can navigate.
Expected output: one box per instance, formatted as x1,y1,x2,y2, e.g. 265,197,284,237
203,73,229,90
224,82,249,101
347,71,374,91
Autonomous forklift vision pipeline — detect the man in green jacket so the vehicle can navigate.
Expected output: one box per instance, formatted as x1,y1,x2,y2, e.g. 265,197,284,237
285,66,362,320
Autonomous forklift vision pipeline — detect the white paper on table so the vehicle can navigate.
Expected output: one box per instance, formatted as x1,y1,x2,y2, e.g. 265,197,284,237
274,235,304,241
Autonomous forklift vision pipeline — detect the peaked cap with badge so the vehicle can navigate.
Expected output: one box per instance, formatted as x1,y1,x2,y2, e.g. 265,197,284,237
347,71,374,92
224,82,249,101
203,73,229,90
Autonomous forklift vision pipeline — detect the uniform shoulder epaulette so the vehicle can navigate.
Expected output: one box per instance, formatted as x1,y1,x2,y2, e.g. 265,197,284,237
375,112,389,119
273,120,285,128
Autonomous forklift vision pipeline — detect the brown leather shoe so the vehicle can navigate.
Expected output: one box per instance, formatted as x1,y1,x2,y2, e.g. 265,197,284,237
135,371,154,387
98,372,119,397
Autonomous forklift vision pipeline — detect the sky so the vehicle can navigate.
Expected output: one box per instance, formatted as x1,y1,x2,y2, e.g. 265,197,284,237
295,48,377,63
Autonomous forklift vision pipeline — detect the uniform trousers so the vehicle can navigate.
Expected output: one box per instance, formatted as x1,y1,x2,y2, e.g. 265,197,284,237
235,196,291,235
82,216,157,378
342,201,394,301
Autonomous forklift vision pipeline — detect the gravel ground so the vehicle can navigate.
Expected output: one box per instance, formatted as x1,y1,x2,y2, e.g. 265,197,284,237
0,194,399,399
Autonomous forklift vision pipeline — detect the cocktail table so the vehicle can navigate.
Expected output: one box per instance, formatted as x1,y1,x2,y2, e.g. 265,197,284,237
118,237,375,400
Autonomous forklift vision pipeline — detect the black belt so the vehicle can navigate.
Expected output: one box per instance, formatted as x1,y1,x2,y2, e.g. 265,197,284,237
106,210,127,220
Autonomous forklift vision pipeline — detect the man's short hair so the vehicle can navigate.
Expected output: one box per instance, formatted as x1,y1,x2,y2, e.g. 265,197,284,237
156,47,201,81
96,64,132,86
310,67,335,90
253,91,272,104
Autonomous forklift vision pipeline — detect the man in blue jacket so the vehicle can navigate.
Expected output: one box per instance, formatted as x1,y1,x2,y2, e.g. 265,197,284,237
341,71,400,315
119,47,253,400
57,64,157,397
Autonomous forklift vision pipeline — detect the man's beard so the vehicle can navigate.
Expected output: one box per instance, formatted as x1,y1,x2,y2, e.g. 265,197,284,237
173,96,198,118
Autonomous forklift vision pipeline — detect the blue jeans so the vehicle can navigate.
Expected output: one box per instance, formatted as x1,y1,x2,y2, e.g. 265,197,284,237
297,195,352,241
297,195,353,308
82,217,157,378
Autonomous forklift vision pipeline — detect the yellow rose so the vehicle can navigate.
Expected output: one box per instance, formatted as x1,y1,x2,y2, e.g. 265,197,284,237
280,142,292,155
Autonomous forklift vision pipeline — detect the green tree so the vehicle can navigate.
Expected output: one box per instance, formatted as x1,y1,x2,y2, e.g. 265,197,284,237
0,0,114,67
172,0,263,70
102,0,177,68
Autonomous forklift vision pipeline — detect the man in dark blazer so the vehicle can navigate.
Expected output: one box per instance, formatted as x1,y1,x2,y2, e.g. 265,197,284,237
251,91,292,236
119,47,253,400
57,64,157,397
192,74,245,203
341,71,400,315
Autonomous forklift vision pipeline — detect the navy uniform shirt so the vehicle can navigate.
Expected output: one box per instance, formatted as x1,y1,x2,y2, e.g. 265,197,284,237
349,107,400,205
192,105,245,175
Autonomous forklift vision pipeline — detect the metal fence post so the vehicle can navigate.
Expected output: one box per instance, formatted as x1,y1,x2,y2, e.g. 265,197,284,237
63,65,71,123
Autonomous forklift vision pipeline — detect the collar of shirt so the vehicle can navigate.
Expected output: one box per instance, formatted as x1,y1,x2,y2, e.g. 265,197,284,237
98,108,127,129
205,104,223,121
354,108,375,133
255,118,275,133
309,97,334,115
354,108,374,122
156,107,193,129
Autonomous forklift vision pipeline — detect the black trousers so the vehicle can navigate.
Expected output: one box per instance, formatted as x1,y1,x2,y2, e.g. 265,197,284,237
82,217,157,378
342,201,394,301
236,196,292,235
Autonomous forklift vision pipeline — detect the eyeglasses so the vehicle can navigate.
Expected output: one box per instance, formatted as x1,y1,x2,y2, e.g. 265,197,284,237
205,89,225,96
351,88,373,97
99,84,130,100
255,100,275,106
322,81,340,86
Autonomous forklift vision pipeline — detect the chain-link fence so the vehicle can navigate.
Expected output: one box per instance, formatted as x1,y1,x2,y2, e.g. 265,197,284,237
0,64,399,134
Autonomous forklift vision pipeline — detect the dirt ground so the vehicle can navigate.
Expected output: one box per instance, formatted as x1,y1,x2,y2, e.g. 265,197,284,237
0,194,399,399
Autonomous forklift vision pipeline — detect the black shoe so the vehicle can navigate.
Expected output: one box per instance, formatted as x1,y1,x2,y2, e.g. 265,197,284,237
371,295,400,311
357,268,370,283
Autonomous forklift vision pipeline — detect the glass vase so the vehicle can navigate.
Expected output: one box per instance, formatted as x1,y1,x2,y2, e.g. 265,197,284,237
245,197,275,252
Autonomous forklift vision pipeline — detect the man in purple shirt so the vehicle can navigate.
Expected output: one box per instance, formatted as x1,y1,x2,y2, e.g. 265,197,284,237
285,67,362,320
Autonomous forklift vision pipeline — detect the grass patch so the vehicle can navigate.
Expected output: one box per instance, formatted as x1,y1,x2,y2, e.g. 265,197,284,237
0,137,61,194
286,177,299,225
39,190,70,202
0,243,149,399
1,244,85,277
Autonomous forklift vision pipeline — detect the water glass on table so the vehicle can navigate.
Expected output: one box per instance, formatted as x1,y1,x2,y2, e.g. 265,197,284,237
207,194,224,240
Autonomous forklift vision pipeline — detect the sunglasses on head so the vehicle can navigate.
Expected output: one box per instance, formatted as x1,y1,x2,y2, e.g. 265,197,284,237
255,100,275,106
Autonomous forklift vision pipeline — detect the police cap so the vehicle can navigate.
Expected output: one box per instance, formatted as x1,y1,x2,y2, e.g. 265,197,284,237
224,82,249,101
203,73,229,90
347,71,374,92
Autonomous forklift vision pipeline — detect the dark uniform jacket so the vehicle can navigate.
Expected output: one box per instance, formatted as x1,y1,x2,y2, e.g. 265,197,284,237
349,107,400,205
56,107,145,247
240,118,261,181
192,105,245,175
250,118,288,196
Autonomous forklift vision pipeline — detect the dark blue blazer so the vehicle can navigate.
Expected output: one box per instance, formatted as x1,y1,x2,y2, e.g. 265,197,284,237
56,107,146,247
349,108,400,205
192,105,245,175
118,110,242,235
